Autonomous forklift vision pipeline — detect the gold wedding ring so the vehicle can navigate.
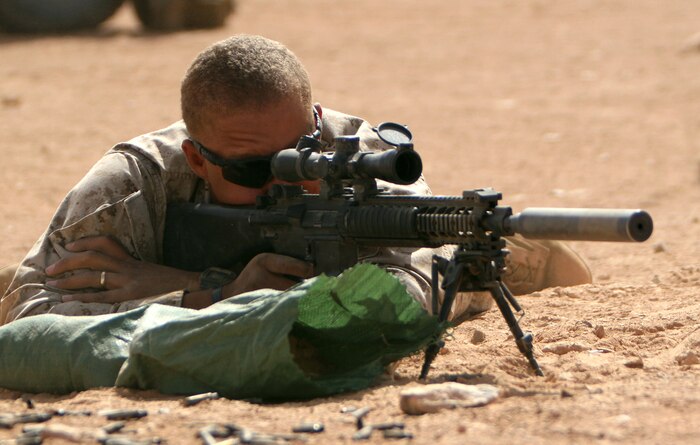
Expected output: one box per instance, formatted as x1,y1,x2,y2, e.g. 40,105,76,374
100,271,107,288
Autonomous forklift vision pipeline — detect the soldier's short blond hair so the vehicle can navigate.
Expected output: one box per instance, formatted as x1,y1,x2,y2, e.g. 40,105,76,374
181,34,312,133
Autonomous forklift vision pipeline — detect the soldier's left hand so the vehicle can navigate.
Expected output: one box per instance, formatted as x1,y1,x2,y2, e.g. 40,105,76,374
45,236,199,304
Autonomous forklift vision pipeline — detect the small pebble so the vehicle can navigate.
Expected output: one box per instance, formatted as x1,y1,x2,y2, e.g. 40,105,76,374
589,348,614,354
542,342,589,355
623,357,644,369
21,396,35,410
560,389,574,398
1,95,21,108
400,383,499,415
593,325,606,338
676,352,699,366
470,329,486,344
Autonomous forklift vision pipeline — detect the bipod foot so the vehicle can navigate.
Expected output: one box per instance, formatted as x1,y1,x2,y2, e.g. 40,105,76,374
493,282,544,377
419,339,445,380
516,331,544,376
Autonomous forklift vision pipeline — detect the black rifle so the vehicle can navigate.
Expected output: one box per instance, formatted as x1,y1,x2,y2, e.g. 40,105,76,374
163,126,653,378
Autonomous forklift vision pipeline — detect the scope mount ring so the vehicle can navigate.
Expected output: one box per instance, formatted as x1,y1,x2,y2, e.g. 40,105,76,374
373,122,413,147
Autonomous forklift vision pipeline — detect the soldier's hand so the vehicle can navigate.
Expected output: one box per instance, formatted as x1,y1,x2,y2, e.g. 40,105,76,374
225,253,314,297
45,236,199,304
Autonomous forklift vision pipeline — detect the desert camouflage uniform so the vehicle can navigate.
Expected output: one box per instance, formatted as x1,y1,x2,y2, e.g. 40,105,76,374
1,109,500,325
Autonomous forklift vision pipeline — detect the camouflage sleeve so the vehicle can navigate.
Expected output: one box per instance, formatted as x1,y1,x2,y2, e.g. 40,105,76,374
0,150,174,325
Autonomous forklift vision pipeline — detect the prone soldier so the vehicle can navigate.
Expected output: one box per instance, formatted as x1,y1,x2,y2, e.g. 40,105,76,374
0,34,592,326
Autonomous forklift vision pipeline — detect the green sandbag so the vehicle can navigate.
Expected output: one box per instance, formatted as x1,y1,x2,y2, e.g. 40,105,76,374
0,306,146,393
0,264,441,400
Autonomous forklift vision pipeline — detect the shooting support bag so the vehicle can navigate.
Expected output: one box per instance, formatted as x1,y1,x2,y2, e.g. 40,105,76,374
0,264,441,400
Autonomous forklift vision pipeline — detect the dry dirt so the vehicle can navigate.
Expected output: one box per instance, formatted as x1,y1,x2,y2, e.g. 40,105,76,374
1,0,700,444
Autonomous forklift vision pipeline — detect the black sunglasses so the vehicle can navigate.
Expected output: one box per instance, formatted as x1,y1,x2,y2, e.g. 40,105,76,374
190,108,322,189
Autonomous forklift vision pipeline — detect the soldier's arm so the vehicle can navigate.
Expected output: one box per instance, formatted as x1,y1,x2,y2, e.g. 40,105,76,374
0,151,179,324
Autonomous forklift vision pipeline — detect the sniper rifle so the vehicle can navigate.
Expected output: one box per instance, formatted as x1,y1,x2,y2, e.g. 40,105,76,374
163,123,653,378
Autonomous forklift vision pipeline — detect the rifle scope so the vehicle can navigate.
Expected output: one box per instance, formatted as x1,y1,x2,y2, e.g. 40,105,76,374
271,135,423,186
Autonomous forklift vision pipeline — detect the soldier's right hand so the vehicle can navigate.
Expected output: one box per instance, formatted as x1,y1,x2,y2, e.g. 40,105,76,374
225,253,314,297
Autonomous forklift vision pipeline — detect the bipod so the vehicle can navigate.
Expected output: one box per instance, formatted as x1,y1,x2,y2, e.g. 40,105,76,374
419,242,543,380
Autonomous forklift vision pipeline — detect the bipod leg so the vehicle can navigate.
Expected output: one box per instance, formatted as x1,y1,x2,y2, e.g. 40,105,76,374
419,334,444,381
420,256,462,380
491,282,544,376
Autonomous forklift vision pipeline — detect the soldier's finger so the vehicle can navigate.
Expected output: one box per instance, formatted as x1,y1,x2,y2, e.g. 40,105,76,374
46,270,107,290
48,270,122,290
46,251,116,276
257,253,313,278
65,236,132,260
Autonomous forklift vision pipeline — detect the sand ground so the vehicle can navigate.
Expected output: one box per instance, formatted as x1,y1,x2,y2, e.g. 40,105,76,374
1,0,699,443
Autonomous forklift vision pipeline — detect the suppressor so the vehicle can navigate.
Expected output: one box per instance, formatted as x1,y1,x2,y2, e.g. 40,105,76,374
507,208,653,242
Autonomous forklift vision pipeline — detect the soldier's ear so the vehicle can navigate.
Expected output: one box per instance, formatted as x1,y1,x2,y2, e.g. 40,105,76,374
182,139,209,180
